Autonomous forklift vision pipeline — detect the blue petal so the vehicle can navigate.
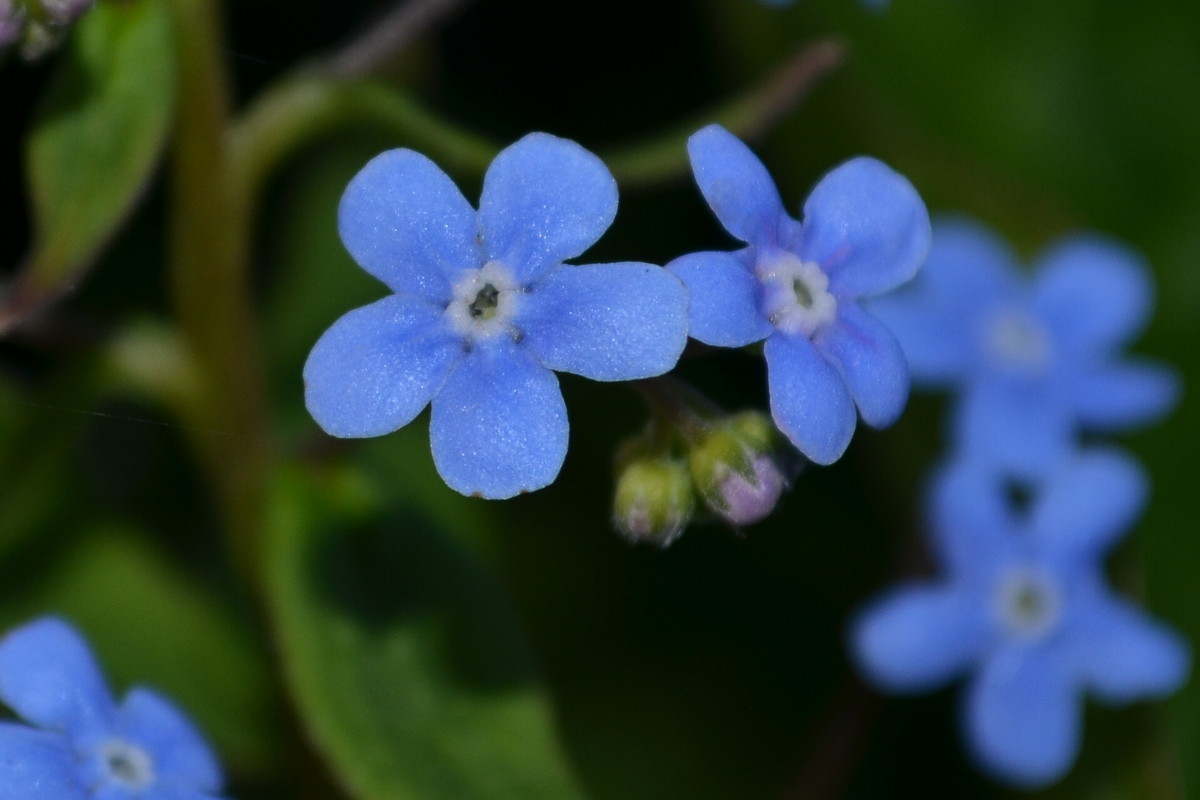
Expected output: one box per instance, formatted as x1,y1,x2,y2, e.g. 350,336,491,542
953,378,1075,481
686,124,788,247
1068,361,1181,429
1029,449,1146,563
764,333,856,464
0,723,84,800
520,262,688,381
1066,595,1190,705
338,149,480,302
863,299,972,387
0,618,116,738
866,217,1021,384
430,340,568,498
1031,235,1153,357
814,303,909,428
798,157,931,299
304,295,464,438
117,688,222,793
666,250,772,347
478,133,617,284
926,457,1014,578
851,584,988,692
964,646,1082,788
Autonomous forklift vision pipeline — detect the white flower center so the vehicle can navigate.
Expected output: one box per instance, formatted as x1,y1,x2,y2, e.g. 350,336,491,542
757,253,837,337
445,260,522,340
98,738,155,790
993,566,1062,639
983,308,1051,374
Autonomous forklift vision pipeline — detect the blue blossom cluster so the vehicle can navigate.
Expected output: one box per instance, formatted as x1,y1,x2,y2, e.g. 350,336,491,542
0,617,228,800
305,126,929,503
851,217,1188,787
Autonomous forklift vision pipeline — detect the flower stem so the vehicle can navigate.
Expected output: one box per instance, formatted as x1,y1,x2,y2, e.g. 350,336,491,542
164,0,270,586
324,0,478,79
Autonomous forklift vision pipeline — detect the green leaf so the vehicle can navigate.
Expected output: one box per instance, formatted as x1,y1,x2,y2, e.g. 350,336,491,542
266,465,586,800
0,525,280,777
1,0,174,331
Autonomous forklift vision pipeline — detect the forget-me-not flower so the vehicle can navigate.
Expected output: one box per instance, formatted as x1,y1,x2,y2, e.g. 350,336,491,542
666,124,930,464
0,616,227,800
851,453,1189,787
869,217,1180,479
305,133,689,499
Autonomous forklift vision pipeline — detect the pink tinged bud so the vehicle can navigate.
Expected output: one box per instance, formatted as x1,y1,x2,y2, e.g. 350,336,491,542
713,454,786,526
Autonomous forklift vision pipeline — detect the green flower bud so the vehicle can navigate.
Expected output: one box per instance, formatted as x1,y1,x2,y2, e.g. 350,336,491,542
613,453,694,548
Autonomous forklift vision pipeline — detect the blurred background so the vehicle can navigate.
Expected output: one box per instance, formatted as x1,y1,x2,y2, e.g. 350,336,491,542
0,0,1197,798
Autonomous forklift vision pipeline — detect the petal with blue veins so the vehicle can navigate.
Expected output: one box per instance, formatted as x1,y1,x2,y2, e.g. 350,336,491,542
814,303,909,428
852,584,988,692
1068,361,1181,429
799,157,930,299
0,618,116,738
954,378,1075,481
686,124,788,247
964,646,1082,788
1032,235,1153,357
478,133,617,284
666,250,771,347
117,688,223,793
0,723,83,800
1065,595,1190,705
520,262,688,381
304,295,464,438
926,457,1014,577
1029,449,1147,563
764,332,857,464
338,149,480,302
430,340,568,498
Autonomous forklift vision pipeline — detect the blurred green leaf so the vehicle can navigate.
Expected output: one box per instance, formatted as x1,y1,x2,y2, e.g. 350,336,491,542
1,0,174,331
266,465,585,800
0,525,279,777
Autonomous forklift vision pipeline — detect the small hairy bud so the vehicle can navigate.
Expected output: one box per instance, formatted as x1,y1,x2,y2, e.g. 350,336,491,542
613,454,694,548
688,411,789,527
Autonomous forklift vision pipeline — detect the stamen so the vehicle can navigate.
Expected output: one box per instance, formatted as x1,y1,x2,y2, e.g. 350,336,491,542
994,566,1062,639
469,283,500,319
757,253,837,337
984,308,1051,373
98,739,155,790
446,261,521,339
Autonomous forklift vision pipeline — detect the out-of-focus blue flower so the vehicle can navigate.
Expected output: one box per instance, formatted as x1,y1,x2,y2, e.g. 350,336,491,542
870,217,1179,479
667,124,929,464
305,133,689,499
851,453,1189,787
0,617,227,800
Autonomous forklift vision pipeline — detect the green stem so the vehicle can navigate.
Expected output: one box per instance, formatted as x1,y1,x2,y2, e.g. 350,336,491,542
164,0,269,586
228,37,846,212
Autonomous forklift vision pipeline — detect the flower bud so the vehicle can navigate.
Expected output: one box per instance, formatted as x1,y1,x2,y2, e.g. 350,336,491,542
688,411,789,526
613,453,694,548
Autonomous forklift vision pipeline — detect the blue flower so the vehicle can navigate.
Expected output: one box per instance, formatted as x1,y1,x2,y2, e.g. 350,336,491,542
305,133,689,499
851,453,1189,787
869,217,1180,479
666,124,930,464
0,617,226,800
